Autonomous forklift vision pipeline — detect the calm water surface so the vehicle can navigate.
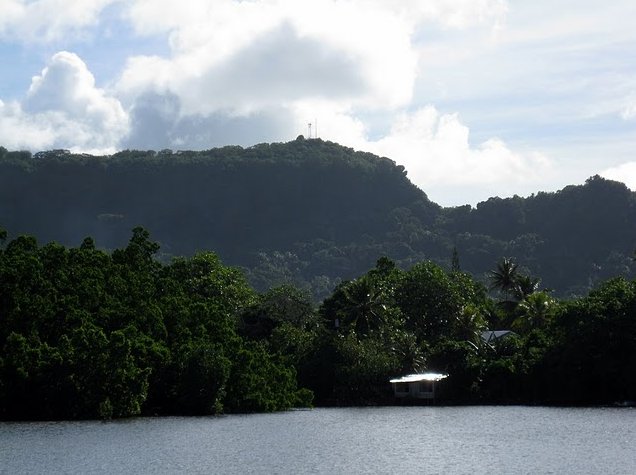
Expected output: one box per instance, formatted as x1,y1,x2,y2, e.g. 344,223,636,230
2,406,635,474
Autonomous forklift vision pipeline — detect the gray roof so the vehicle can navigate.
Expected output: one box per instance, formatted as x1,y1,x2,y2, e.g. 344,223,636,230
481,330,516,344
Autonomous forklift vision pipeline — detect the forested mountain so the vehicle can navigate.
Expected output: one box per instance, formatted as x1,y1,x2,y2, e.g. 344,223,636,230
2,140,636,418
1,139,635,298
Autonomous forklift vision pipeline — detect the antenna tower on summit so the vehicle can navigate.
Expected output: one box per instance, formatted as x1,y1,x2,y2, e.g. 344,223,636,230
306,119,319,139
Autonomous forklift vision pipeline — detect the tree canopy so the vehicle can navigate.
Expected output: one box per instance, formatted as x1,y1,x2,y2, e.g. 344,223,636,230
1,229,635,418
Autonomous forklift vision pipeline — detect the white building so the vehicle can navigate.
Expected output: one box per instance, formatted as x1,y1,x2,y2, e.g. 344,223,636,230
389,372,448,400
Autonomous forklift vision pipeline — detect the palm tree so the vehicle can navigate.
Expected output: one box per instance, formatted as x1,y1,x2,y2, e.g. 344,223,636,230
453,304,487,345
340,277,388,335
512,274,541,301
489,257,519,302
392,334,427,373
513,291,556,333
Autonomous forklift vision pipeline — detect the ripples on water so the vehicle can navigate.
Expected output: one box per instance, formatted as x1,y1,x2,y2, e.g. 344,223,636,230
2,406,636,474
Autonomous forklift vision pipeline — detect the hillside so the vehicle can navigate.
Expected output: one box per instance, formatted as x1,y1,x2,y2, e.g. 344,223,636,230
1,140,635,298
439,176,636,294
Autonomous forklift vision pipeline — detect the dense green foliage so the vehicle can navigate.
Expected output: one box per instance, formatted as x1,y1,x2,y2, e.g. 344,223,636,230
1,226,635,419
3,141,635,299
0,228,310,420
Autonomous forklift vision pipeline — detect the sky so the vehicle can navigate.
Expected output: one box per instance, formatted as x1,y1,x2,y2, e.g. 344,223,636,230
0,0,635,207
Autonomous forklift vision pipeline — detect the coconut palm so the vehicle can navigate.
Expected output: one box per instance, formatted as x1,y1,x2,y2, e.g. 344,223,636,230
512,274,541,301
340,277,388,335
391,332,427,373
513,291,556,333
453,304,487,345
489,257,520,301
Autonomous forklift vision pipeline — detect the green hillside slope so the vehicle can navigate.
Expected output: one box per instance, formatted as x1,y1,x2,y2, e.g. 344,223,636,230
1,140,634,298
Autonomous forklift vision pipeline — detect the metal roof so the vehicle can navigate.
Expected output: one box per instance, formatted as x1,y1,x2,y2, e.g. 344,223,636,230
389,373,448,383
481,330,516,343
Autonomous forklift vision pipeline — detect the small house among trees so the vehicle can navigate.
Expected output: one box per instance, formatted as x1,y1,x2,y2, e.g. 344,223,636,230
389,373,448,401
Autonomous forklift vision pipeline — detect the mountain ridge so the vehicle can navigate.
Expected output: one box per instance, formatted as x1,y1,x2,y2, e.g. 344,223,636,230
1,139,634,298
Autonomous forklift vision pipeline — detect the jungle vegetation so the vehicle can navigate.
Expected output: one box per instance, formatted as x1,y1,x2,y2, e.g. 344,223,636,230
1,227,635,419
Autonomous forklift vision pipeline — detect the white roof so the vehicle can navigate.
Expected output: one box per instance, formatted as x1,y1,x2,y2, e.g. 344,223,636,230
389,373,448,383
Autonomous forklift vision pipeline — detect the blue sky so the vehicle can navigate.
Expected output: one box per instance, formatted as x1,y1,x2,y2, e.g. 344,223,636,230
1,0,635,206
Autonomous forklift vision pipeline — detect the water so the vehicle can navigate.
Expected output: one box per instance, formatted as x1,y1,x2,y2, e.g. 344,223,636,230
2,406,635,474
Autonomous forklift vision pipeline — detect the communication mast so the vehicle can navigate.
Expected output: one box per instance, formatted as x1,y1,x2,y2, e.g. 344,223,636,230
306,119,319,139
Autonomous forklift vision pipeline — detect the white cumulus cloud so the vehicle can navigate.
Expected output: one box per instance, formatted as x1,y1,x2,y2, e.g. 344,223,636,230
114,0,510,122
116,0,420,116
0,99,57,150
0,51,127,153
363,107,552,205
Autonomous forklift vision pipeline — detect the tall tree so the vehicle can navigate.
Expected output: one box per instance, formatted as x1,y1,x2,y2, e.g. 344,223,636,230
451,247,461,273
489,257,520,301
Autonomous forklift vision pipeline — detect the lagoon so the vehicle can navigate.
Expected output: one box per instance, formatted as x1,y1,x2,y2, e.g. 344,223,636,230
2,406,636,474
